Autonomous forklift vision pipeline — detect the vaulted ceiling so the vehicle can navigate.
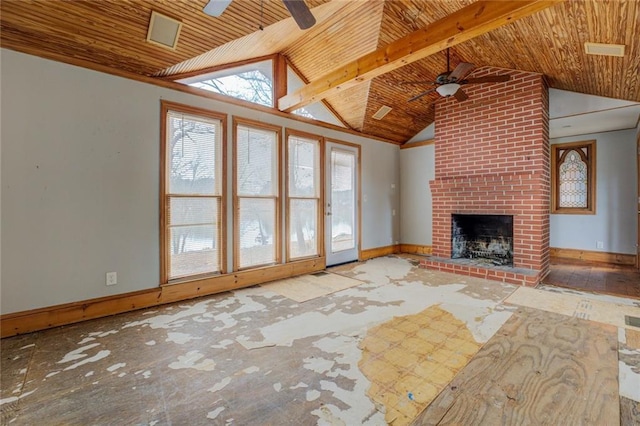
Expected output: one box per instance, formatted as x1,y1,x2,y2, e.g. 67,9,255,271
2,0,639,143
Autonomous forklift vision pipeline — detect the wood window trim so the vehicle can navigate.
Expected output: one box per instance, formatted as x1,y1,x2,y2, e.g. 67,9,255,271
232,116,282,271
551,140,596,215
160,100,227,284
285,129,324,262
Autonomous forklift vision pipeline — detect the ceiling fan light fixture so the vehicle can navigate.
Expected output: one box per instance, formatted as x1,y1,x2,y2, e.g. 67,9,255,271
436,83,461,97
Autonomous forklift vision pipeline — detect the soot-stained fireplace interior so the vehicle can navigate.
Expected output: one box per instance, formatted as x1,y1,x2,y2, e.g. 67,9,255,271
451,214,513,266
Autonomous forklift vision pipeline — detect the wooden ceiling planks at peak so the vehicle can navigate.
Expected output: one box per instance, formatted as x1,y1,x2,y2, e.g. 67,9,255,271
283,1,384,81
375,0,470,47
283,0,385,130
277,0,560,113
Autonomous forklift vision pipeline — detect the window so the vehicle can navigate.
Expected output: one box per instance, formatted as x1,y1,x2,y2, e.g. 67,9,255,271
551,140,596,214
179,60,274,107
286,131,321,260
234,118,281,269
175,56,348,127
161,102,226,282
287,66,345,127
329,146,357,252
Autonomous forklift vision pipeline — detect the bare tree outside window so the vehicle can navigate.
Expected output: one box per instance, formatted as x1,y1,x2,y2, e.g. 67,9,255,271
165,109,223,279
192,70,273,107
235,124,279,269
288,135,319,259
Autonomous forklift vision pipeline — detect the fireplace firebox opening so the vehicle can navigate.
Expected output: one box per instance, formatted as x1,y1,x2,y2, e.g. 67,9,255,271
451,214,513,266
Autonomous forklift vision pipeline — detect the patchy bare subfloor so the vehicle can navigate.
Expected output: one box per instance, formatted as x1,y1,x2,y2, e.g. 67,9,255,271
1,256,638,425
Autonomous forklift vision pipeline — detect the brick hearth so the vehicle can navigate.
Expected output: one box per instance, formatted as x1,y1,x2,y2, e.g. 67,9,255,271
420,67,550,286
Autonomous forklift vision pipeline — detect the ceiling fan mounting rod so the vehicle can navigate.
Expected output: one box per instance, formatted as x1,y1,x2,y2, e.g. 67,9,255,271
446,47,450,74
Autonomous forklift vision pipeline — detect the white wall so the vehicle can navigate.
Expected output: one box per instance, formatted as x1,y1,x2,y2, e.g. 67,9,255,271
550,129,638,254
0,49,399,314
361,142,400,248
399,144,435,245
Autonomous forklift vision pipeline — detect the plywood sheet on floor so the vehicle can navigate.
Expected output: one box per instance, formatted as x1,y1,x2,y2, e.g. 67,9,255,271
505,286,640,330
260,272,364,302
413,307,619,425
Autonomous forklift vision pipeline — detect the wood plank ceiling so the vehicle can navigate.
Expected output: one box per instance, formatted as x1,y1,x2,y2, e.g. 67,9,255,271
1,0,639,143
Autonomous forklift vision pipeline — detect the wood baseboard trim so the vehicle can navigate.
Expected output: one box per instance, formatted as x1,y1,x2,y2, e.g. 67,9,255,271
1,258,325,338
360,245,401,261
550,247,637,266
399,244,433,255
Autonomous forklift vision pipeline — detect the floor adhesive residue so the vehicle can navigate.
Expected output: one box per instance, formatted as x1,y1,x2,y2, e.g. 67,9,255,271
359,305,482,425
0,256,538,425
506,286,640,330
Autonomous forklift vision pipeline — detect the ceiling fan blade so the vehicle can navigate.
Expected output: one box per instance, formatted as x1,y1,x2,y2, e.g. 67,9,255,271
453,88,469,102
283,0,316,30
408,88,437,102
462,75,511,84
203,0,232,17
448,62,475,82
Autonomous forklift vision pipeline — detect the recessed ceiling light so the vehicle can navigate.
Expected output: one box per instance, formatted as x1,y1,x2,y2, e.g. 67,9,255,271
584,42,625,57
372,105,392,120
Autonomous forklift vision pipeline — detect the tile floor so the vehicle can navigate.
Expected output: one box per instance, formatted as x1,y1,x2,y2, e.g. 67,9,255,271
1,255,638,425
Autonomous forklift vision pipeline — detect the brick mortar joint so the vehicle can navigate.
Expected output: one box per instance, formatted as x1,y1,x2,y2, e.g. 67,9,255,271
430,173,549,186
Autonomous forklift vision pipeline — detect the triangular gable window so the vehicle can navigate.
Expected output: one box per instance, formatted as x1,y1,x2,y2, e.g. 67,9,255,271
179,59,274,107
288,67,345,127
176,58,346,128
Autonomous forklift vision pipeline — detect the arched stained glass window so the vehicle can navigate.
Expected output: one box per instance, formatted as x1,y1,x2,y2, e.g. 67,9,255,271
559,150,588,207
551,140,596,214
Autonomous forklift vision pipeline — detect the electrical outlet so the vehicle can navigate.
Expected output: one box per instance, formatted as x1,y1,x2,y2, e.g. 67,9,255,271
106,272,117,286
392,209,396,216
596,241,604,249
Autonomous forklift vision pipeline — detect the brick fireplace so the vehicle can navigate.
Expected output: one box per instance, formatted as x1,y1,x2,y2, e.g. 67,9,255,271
420,67,550,286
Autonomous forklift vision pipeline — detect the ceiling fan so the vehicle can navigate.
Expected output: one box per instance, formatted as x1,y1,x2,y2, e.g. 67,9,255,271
203,0,316,30
405,48,511,102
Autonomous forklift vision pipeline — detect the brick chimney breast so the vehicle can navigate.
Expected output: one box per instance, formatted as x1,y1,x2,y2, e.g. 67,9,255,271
422,67,550,286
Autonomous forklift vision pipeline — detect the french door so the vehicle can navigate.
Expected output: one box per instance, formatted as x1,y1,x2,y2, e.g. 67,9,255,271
325,141,359,266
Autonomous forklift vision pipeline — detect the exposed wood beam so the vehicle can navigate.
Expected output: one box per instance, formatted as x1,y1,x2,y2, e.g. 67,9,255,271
278,0,559,112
